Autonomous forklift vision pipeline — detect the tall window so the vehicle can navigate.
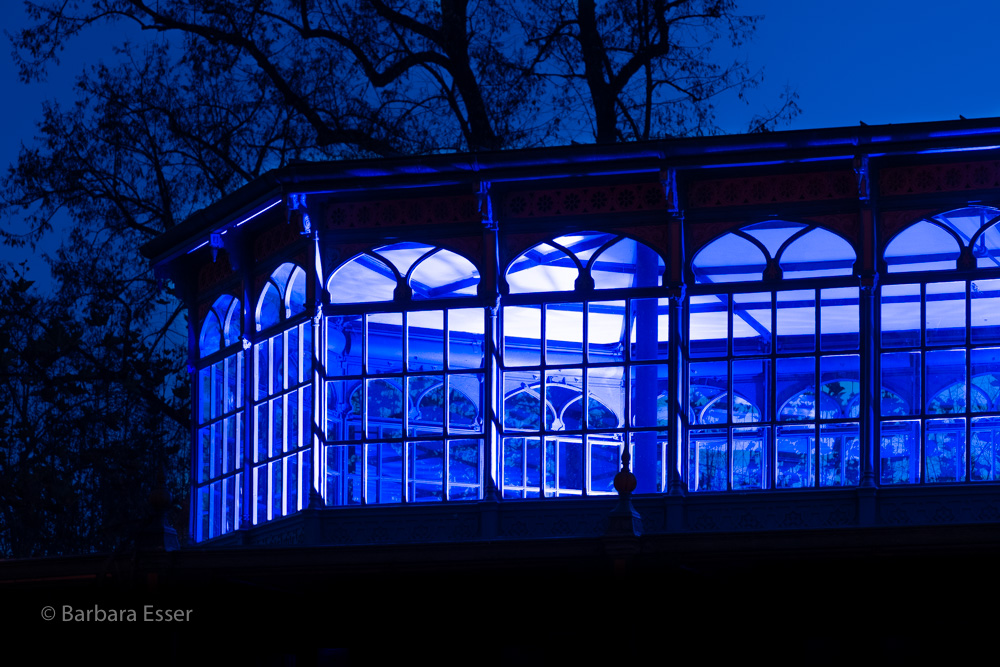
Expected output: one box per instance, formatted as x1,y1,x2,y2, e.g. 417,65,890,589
688,221,860,490
253,263,312,523
880,207,1000,483
324,243,485,504
500,232,668,497
196,294,243,540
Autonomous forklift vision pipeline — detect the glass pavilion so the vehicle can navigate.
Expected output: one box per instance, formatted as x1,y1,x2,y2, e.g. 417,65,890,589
145,119,1000,544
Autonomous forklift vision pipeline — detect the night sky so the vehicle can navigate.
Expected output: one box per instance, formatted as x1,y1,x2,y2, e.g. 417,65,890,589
2,1,998,287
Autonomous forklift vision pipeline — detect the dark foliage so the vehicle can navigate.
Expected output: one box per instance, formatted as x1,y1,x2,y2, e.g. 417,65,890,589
0,0,795,555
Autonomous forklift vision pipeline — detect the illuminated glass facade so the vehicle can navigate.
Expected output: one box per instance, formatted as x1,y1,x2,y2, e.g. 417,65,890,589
160,124,1000,542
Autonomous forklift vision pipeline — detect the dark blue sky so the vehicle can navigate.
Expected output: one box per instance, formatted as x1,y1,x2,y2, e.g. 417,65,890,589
3,1,999,287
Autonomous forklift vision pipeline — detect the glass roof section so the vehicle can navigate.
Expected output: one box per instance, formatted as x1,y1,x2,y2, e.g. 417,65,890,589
885,207,1000,273
693,222,855,283
507,232,663,294
692,233,766,284
409,249,479,299
885,220,962,273
328,243,480,303
781,228,856,279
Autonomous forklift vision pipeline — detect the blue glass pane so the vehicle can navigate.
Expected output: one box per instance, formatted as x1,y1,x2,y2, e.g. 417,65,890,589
820,355,860,419
628,298,668,361
270,460,283,517
690,361,728,425
692,233,766,284
286,452,299,513
589,300,626,363
820,423,860,487
881,352,919,417
926,282,966,347
591,238,664,289
503,385,541,431
689,429,727,491
502,437,541,498
507,242,576,294
503,305,541,367
368,312,403,373
410,249,480,299
325,444,364,506
286,266,307,318
926,419,966,482
222,297,242,347
256,283,281,331
367,379,403,439
926,349,966,415
880,420,920,484
821,288,859,351
587,367,622,429
778,357,815,421
407,310,444,372
732,359,768,423
449,375,482,432
367,443,403,504
781,228,855,279
448,309,485,370
446,440,480,500
777,290,815,353
885,221,960,273
545,378,582,430
588,436,623,494
326,380,361,441
690,294,728,357
546,302,583,365
733,292,771,355
409,376,444,435
972,280,1000,344
972,348,1000,412
410,441,444,502
776,424,814,488
972,417,1000,481
975,223,1000,269
733,426,766,489
544,437,582,496
328,254,397,303
630,431,668,492
285,391,300,454
881,284,920,348
199,311,222,357
630,364,669,427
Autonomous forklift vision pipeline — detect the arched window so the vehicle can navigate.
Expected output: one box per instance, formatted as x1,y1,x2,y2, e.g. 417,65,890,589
501,232,668,497
252,264,312,524
195,294,244,541
256,263,307,331
324,243,485,505
880,207,1000,483
688,220,860,490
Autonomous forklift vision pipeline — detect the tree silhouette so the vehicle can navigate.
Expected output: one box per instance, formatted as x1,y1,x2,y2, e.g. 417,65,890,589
0,0,796,555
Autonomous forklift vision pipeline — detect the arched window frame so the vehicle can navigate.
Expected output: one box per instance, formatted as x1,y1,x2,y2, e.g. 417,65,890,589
500,231,669,498
879,206,1000,484
251,262,313,525
322,243,487,506
194,294,245,541
687,220,862,491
